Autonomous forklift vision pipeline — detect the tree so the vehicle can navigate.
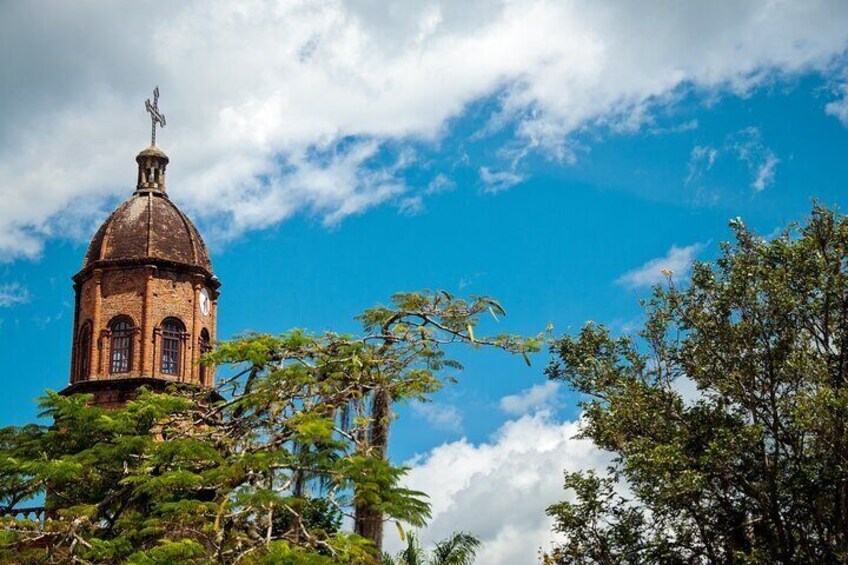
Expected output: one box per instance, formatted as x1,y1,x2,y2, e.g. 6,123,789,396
0,291,538,563
544,205,848,563
382,531,481,565
344,292,539,550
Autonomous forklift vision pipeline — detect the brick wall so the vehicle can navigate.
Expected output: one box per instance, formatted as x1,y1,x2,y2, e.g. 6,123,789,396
70,263,218,398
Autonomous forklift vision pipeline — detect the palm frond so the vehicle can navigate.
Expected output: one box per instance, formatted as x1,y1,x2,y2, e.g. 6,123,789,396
431,532,482,565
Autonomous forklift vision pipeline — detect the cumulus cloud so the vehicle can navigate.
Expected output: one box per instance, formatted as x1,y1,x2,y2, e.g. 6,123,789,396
0,283,30,307
499,381,560,415
386,410,611,564
617,242,705,289
410,401,464,432
2,1,848,258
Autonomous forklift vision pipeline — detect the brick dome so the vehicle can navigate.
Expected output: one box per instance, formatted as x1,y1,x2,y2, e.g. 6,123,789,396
83,192,213,273
80,145,213,276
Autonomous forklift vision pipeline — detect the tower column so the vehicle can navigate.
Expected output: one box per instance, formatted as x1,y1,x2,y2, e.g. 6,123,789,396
211,298,218,342
210,298,218,385
140,265,157,376
90,270,103,380
190,278,203,383
70,282,81,383
98,327,109,377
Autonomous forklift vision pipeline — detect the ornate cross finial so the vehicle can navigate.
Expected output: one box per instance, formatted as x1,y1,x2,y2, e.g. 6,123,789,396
144,86,166,146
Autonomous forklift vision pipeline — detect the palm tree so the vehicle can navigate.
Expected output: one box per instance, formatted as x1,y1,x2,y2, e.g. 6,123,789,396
383,532,482,565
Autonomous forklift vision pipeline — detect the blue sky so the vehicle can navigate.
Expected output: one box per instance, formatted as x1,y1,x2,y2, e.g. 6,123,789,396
3,2,848,562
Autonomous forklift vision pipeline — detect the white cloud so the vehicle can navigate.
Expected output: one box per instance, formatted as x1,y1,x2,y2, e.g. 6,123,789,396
685,145,719,186
425,173,456,195
398,196,424,216
617,243,705,289
826,83,848,126
2,1,847,258
685,127,779,194
647,119,699,136
499,381,560,415
479,166,524,193
672,375,705,406
387,410,611,564
0,283,30,307
729,127,780,192
751,153,779,192
410,401,464,432
458,272,485,290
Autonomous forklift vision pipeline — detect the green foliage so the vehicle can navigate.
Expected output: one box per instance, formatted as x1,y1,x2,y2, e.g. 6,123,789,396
383,531,481,565
0,291,536,563
272,497,343,541
210,290,540,549
545,205,848,563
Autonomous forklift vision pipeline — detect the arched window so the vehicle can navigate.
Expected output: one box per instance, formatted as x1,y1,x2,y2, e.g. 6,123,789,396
109,316,134,374
76,322,92,381
160,318,185,376
199,328,212,385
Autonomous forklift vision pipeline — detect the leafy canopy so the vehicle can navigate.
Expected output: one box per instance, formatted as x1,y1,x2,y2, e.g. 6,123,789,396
545,205,848,564
0,291,539,564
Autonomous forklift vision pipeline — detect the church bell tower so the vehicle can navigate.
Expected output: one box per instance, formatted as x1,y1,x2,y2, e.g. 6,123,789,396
62,88,220,408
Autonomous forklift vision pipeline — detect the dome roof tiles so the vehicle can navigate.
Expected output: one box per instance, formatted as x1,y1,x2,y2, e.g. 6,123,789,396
82,192,212,274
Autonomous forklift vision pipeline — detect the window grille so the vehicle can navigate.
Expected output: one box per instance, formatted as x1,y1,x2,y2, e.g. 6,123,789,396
109,318,133,373
161,318,184,375
199,328,212,385
77,323,92,380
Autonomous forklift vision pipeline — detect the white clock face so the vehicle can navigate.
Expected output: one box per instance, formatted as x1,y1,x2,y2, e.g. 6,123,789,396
199,288,211,316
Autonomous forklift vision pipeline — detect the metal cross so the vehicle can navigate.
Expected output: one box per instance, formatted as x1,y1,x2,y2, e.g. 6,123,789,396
144,86,166,146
